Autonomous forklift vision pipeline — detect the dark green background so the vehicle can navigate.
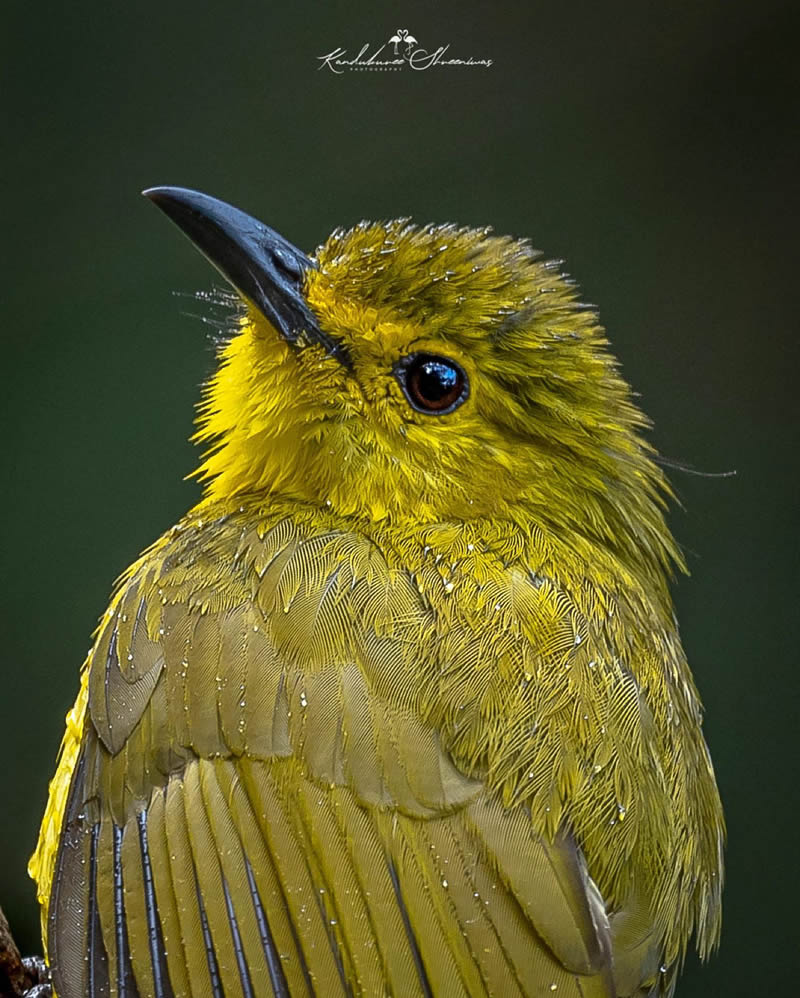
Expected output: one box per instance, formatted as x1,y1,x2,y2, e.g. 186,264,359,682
3,1,797,994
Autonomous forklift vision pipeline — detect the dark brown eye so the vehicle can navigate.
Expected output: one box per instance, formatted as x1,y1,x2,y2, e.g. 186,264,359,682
395,353,469,414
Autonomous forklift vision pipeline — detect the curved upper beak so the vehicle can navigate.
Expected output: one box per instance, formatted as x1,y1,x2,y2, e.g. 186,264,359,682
142,186,348,365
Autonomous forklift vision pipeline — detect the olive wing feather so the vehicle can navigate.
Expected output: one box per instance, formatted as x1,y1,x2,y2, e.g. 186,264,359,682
48,519,618,996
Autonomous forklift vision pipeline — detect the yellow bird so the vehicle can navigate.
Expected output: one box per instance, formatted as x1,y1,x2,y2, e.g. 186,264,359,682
30,188,723,997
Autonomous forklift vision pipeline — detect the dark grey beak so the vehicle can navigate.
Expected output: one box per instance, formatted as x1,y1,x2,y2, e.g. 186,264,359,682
143,186,347,364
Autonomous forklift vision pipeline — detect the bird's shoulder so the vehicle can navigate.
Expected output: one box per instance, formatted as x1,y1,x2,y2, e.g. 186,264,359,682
85,501,491,818
83,498,678,829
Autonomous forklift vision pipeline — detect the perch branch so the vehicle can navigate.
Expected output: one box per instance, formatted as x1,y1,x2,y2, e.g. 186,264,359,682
0,906,50,998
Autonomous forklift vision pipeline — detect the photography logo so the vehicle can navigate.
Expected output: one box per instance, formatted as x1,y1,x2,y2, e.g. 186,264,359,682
318,27,492,74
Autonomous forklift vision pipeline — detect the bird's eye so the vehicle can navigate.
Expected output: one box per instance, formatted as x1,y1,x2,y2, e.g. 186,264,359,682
394,353,469,414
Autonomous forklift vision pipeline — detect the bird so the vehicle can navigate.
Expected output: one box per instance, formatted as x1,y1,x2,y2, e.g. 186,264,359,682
29,187,724,997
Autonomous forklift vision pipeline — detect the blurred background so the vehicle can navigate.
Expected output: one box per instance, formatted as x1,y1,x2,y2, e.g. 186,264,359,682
3,0,797,993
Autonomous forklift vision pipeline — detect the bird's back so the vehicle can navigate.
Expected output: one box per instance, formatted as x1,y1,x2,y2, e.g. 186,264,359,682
32,499,718,997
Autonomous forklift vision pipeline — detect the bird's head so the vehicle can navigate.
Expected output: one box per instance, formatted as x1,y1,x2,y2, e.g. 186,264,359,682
146,188,678,572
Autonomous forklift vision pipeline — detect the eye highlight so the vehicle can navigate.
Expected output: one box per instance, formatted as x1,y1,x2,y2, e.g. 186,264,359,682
394,353,469,414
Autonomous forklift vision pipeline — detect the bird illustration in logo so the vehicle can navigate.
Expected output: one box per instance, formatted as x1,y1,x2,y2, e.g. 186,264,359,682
389,28,418,56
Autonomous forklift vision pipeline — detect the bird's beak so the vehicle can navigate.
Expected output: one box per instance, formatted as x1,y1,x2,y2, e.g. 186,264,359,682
143,186,348,365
